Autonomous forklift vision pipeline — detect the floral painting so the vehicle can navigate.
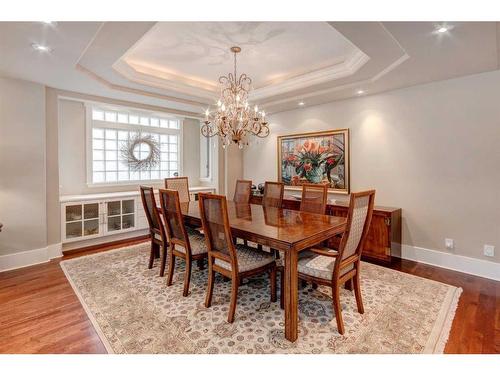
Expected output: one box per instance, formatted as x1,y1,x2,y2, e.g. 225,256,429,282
277,129,349,194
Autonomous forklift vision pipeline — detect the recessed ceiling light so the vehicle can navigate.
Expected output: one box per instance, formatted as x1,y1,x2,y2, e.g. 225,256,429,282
298,101,305,106
357,90,365,95
437,26,448,33
31,43,51,52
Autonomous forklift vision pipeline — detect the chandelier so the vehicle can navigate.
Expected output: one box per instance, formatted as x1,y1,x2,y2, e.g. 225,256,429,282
201,46,269,149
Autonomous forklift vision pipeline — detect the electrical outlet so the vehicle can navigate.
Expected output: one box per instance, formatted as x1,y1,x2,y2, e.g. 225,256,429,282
445,238,454,250
484,245,495,257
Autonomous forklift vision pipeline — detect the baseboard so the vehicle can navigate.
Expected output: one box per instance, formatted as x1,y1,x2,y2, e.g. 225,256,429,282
47,243,63,259
0,242,63,273
63,233,149,255
399,244,500,281
62,229,149,252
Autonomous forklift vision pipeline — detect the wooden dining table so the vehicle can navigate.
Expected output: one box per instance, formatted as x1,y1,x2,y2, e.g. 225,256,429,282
158,200,347,342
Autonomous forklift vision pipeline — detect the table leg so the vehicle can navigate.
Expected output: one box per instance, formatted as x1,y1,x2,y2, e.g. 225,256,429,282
284,248,299,342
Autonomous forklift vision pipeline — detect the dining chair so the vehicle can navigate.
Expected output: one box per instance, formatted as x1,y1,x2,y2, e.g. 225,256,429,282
300,183,328,214
198,193,277,323
165,177,190,203
233,179,252,246
297,190,376,334
262,181,284,208
140,186,169,277
159,189,208,296
233,179,252,203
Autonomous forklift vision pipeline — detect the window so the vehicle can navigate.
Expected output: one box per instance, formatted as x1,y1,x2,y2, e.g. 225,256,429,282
88,105,182,185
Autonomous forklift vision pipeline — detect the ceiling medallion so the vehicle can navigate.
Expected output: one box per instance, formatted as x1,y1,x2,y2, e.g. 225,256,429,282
201,46,269,149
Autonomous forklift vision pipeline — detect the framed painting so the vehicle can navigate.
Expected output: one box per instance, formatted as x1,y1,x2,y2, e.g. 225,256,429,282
277,129,350,194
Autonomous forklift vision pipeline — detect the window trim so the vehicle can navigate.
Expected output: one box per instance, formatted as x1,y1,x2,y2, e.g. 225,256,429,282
85,103,184,187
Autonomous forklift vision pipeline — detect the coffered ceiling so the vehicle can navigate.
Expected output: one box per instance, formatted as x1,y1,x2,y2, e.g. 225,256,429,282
0,21,499,116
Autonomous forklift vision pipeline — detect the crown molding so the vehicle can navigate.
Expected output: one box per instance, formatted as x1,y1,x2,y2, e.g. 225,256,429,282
112,49,369,104
113,59,217,101
250,50,369,101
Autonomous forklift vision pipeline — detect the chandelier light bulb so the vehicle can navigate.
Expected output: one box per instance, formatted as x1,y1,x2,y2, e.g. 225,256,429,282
200,46,270,148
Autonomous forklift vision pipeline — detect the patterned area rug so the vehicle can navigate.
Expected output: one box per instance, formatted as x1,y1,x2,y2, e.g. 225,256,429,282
60,244,461,354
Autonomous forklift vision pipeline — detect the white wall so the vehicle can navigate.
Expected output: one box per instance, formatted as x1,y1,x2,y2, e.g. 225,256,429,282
244,70,500,263
0,77,47,256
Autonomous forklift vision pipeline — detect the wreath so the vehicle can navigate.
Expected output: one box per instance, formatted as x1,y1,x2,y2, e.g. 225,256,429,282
120,134,161,171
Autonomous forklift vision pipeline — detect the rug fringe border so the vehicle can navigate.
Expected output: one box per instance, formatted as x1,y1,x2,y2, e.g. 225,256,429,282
424,286,462,353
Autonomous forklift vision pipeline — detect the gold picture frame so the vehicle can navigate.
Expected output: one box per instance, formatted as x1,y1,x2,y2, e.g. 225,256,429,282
277,129,350,194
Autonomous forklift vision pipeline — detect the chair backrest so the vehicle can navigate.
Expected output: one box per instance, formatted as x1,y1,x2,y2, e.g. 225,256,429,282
198,193,238,271
139,186,166,240
159,189,189,250
233,179,252,203
300,183,328,214
165,177,190,203
337,190,376,264
262,181,284,208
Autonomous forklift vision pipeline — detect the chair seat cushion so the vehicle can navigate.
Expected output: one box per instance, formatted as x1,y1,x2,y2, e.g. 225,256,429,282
298,254,354,280
215,244,275,273
175,227,208,256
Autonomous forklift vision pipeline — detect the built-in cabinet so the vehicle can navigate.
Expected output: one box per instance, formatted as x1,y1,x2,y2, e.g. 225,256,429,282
60,187,215,245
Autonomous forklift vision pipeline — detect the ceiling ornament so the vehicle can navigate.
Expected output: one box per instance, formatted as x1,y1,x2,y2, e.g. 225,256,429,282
201,46,269,149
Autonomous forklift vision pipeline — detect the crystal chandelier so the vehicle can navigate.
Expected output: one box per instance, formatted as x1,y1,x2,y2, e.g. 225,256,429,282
201,46,269,149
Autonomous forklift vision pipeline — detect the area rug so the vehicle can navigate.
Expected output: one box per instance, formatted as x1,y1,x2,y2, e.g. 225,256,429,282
60,243,461,354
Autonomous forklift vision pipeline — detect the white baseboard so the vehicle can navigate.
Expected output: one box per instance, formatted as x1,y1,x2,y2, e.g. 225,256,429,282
0,242,63,273
47,243,63,259
400,244,500,281
62,229,149,252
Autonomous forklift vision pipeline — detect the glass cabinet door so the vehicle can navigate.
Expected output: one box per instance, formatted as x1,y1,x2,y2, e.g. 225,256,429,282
122,199,135,230
107,200,122,232
64,202,101,241
105,199,136,233
83,203,100,236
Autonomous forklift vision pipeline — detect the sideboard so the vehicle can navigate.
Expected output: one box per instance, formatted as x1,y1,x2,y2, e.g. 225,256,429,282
249,194,401,262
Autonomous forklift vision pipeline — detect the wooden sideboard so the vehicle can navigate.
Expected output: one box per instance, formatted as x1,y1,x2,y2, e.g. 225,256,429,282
249,194,401,262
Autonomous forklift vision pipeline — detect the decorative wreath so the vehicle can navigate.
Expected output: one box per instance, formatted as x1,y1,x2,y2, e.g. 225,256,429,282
120,134,161,171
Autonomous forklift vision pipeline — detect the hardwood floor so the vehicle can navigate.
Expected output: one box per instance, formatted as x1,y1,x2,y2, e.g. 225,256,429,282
0,238,498,354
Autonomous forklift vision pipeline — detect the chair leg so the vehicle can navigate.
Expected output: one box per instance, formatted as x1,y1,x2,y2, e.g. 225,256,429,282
344,279,353,291
166,249,175,285
280,270,284,309
270,266,277,302
228,276,239,323
148,241,155,269
197,258,205,270
152,241,160,258
183,258,192,297
353,275,364,314
332,284,345,335
205,260,215,308
159,245,167,277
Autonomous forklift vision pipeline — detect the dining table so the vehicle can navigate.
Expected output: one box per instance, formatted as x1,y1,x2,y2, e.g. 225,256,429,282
158,200,347,342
